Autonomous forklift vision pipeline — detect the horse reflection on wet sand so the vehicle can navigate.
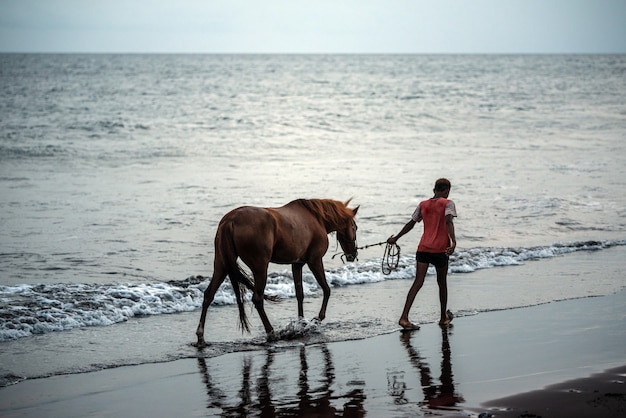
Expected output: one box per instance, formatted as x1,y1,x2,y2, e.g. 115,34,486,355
196,199,359,347
197,345,366,417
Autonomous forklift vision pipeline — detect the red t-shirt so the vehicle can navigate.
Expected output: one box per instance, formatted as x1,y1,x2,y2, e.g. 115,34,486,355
412,198,456,253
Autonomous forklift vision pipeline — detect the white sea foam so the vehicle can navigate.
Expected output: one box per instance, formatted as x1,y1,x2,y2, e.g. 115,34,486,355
1,240,622,342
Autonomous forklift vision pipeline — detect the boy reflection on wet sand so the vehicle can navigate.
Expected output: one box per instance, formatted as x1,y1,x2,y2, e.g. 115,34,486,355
391,327,464,410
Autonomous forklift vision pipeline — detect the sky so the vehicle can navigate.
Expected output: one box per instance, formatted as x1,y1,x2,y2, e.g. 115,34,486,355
1,0,625,54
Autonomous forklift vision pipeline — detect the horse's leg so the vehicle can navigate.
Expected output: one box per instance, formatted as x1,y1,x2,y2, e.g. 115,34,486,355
292,263,305,319
250,264,275,337
307,258,330,321
195,265,227,348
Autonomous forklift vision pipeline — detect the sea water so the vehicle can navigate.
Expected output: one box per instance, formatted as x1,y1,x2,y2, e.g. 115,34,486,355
1,54,625,385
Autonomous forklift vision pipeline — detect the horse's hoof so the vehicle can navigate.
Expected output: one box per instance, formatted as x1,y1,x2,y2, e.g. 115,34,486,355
266,331,280,342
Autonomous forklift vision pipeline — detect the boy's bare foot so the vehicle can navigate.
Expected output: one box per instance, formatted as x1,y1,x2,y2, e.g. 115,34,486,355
399,319,420,330
438,310,454,325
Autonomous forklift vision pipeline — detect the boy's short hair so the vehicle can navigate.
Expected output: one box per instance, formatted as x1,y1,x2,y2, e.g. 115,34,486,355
434,178,451,192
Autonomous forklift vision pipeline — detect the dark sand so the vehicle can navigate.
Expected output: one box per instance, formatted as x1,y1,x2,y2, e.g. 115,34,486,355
0,289,624,417
478,365,626,418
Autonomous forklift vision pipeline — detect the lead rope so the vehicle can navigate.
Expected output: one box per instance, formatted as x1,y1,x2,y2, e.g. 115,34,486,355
353,241,401,275
381,242,400,275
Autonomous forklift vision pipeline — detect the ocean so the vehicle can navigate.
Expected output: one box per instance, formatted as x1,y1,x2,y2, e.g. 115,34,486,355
1,54,625,386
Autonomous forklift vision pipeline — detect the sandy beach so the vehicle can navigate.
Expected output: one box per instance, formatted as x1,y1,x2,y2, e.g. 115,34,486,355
479,365,626,418
1,285,624,417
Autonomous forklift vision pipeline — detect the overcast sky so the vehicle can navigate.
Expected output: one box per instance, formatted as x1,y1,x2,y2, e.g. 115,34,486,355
1,0,625,54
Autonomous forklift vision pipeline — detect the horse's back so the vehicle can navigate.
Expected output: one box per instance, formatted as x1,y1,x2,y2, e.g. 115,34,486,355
219,206,276,237
216,202,327,265
220,202,318,233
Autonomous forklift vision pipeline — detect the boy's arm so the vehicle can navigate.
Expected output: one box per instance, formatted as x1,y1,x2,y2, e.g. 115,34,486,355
446,214,456,255
387,219,416,244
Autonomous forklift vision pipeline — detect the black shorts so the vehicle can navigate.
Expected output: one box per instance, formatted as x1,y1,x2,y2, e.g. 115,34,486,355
416,251,449,268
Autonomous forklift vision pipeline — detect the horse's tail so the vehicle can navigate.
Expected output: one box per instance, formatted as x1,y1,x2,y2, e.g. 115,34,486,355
218,221,255,333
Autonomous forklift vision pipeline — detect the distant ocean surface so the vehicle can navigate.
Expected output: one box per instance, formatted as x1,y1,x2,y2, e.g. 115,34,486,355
1,54,625,385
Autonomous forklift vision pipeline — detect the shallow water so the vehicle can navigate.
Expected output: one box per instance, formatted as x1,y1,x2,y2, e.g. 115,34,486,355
1,54,625,385
1,291,624,418
1,245,624,387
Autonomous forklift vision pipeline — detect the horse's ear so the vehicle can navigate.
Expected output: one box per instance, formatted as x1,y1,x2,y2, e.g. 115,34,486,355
352,205,360,216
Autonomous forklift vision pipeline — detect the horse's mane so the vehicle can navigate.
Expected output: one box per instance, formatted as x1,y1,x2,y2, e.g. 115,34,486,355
295,198,355,230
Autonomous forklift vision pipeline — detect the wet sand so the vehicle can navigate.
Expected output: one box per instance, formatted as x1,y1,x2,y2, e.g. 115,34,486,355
477,365,626,418
0,289,624,417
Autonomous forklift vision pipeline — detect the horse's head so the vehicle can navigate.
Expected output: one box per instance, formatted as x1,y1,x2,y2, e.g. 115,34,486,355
337,205,359,262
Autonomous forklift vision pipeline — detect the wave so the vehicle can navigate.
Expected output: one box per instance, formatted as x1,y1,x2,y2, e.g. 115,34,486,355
0,239,623,342
0,144,71,159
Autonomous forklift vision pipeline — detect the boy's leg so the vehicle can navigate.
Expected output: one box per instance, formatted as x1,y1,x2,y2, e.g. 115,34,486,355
399,261,429,327
435,263,451,324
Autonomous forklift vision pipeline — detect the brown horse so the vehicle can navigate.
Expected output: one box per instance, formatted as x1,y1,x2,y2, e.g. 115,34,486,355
196,198,359,347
